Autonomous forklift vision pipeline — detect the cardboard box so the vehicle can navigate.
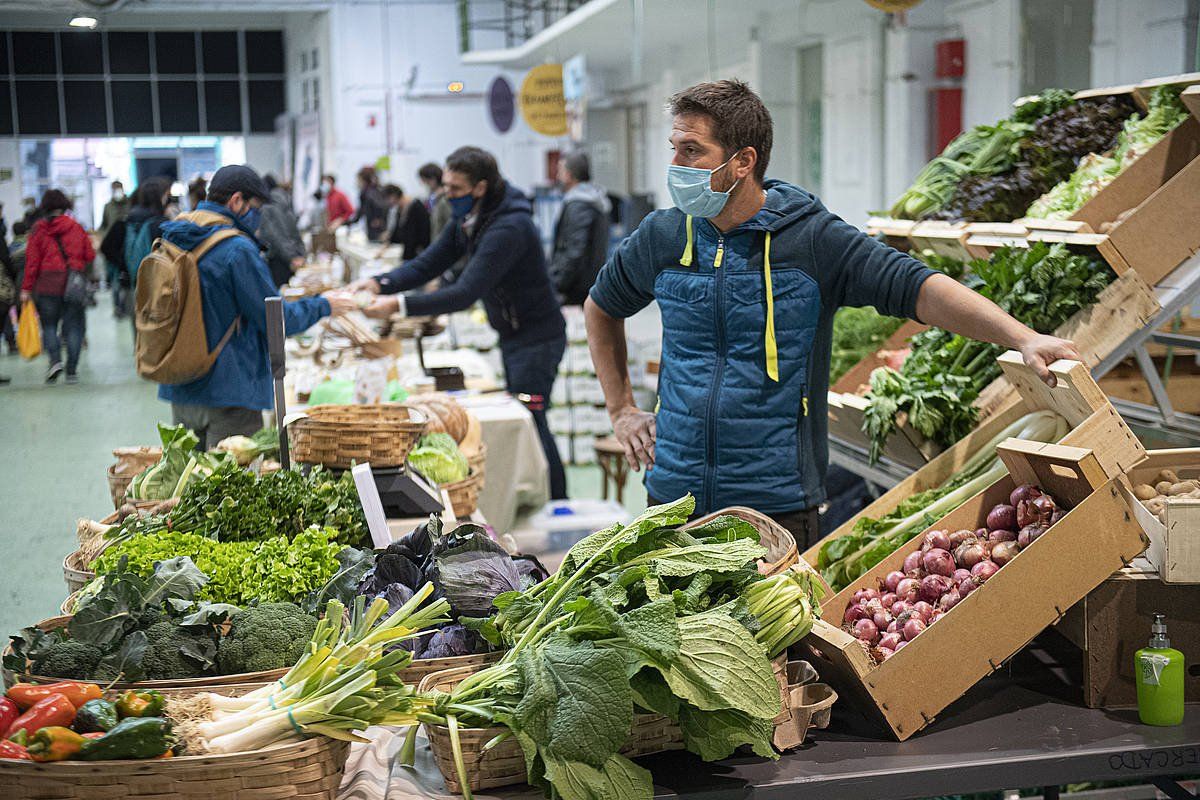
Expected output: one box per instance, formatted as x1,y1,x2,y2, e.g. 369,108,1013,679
1056,568,1200,708
802,440,1149,740
1127,448,1200,583
804,353,1147,573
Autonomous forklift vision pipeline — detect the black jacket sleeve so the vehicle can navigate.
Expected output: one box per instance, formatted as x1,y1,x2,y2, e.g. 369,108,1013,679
403,217,524,317
548,200,600,301
376,222,466,294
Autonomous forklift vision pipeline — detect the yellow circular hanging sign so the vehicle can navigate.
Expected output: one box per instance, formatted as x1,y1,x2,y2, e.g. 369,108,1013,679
520,64,567,137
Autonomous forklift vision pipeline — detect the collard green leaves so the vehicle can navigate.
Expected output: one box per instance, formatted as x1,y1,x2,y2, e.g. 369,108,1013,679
661,610,780,719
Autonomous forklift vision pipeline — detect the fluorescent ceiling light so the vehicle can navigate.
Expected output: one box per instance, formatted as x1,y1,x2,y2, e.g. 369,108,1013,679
69,16,98,28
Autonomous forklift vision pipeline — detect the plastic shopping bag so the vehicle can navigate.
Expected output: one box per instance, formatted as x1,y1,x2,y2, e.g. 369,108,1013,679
17,299,41,360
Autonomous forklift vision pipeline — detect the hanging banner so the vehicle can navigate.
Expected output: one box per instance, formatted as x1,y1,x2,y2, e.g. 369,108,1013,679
293,111,321,219
519,63,567,137
562,55,588,143
488,76,516,134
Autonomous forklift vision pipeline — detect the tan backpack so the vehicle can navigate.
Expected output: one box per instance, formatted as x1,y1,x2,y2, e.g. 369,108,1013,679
134,212,242,384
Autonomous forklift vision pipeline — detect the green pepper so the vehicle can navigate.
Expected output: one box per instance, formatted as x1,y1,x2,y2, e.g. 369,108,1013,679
79,717,175,761
73,699,119,733
115,690,165,719
28,727,86,762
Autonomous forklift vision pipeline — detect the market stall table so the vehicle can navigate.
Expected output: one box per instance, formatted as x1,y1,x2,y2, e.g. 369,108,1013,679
456,394,550,532
340,650,1200,799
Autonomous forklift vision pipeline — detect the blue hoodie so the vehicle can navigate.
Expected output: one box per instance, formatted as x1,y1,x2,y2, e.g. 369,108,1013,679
589,180,934,515
157,201,330,411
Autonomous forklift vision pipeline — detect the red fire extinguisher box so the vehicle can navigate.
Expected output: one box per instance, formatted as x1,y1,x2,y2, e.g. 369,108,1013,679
936,38,965,78
928,86,964,158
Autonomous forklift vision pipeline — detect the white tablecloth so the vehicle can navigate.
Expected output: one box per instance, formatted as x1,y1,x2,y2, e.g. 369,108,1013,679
459,394,549,533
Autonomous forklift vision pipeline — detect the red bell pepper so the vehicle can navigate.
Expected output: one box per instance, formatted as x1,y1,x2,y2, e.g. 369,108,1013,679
7,682,102,711
0,697,19,736
5,693,76,740
0,740,31,760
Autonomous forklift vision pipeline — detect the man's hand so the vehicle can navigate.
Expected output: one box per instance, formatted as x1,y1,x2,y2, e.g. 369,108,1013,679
345,278,381,295
322,291,358,317
611,405,656,472
1019,333,1081,387
363,295,400,319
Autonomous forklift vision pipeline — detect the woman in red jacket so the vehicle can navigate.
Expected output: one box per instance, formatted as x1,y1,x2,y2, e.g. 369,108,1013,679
20,189,95,384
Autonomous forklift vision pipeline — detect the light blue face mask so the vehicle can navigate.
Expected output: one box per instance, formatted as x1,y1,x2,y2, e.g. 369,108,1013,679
667,152,740,218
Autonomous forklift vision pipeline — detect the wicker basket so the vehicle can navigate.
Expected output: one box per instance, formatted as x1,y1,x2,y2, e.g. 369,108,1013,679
419,666,683,794
106,464,135,509
1,727,350,800
443,469,484,519
465,442,487,480
107,447,163,509
60,591,80,615
398,649,501,689
685,506,801,579
289,404,427,469
62,550,94,595
2,615,289,692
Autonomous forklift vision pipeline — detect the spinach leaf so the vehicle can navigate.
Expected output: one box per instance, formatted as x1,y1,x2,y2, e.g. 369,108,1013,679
660,610,780,719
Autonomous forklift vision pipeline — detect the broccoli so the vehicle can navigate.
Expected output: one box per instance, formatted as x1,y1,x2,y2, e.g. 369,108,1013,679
218,603,318,675
142,621,218,680
36,639,104,679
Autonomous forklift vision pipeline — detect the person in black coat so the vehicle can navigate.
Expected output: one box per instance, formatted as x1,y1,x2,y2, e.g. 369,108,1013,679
549,152,611,306
378,184,431,261
350,147,568,500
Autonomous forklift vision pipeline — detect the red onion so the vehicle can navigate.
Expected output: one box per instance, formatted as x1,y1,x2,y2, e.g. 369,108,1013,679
937,587,962,612
922,548,955,577
991,540,1020,566
948,529,974,549
1010,484,1042,507
895,639,908,651
895,577,920,602
988,528,1017,544
922,530,951,553
852,587,880,604
844,604,867,625
987,504,1017,532
884,571,905,593
1017,524,1046,548
958,576,979,598
952,568,972,584
1050,509,1065,524
873,610,892,630
890,600,913,617
954,540,987,569
975,527,989,539
971,559,1000,582
878,647,895,661
879,631,903,651
902,550,923,575
1018,494,1057,528
887,620,900,634
912,601,934,623
920,574,953,603
929,610,946,624
880,592,898,609
902,617,926,641
854,618,879,644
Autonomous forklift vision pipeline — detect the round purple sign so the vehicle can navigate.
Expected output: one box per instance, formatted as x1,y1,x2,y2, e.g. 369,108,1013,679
489,76,515,134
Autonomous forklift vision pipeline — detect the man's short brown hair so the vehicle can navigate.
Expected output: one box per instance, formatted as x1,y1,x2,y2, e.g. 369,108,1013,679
669,79,773,183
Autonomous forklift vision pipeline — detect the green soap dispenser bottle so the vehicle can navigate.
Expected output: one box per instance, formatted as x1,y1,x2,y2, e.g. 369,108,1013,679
1135,613,1185,726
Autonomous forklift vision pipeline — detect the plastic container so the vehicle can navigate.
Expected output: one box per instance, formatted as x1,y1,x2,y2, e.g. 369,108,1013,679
1136,612,1186,726
531,499,630,551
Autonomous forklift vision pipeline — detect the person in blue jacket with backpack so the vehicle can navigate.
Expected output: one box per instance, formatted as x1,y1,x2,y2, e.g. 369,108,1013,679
154,165,355,449
585,80,1081,549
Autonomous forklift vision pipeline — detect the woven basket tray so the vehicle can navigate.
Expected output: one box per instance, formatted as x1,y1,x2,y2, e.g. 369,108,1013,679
465,443,487,480
419,666,683,794
106,464,134,510
685,506,802,579
0,724,350,800
289,404,427,469
443,469,484,519
2,615,289,692
397,649,501,688
62,550,94,595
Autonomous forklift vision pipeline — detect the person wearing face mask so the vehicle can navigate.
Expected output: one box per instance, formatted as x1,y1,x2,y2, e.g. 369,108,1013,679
321,174,356,232
154,165,355,449
585,80,1081,548
348,146,569,500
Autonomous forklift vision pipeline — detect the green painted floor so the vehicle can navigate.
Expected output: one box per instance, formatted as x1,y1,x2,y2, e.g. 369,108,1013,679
0,299,645,639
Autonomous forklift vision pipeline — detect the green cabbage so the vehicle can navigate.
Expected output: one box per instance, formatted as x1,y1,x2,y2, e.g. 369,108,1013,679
409,433,469,485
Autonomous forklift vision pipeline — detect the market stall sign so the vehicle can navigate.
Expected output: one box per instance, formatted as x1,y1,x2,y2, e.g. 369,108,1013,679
519,64,567,136
489,76,515,134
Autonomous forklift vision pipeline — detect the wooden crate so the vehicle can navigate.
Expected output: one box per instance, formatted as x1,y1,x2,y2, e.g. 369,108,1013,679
1099,359,1200,416
1185,85,1200,121
909,220,971,262
1126,448,1200,583
1134,71,1200,108
1056,567,1200,708
802,440,1149,740
962,222,1030,260
804,353,1146,574
1074,83,1147,110
865,216,917,252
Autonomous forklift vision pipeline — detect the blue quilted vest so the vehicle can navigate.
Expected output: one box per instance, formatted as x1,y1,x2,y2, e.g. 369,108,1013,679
647,210,822,515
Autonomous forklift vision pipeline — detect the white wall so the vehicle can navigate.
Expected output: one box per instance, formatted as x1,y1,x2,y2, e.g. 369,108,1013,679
0,141,22,228
944,0,1021,127
1092,0,1197,86
243,135,284,177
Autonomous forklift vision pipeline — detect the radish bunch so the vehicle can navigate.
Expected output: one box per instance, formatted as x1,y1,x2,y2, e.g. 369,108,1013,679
843,484,1063,662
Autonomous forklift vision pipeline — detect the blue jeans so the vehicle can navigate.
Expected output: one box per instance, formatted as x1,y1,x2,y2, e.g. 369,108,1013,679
35,294,86,374
502,335,568,500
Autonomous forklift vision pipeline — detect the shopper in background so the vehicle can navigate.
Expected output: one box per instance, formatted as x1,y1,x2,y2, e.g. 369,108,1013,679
156,165,355,449
3,221,29,357
99,180,131,318
378,184,431,262
549,152,610,306
352,147,569,500
586,79,1080,548
124,177,172,326
350,166,389,242
258,173,307,288
418,162,453,239
19,196,39,229
19,189,95,384
0,207,15,367
322,174,355,231
187,177,207,212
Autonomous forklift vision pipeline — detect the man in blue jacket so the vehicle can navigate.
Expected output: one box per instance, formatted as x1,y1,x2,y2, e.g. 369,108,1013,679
585,80,1080,547
351,147,568,500
159,165,355,449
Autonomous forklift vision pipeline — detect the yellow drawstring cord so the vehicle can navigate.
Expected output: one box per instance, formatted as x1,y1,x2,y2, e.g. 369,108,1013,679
764,231,779,382
679,215,694,267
